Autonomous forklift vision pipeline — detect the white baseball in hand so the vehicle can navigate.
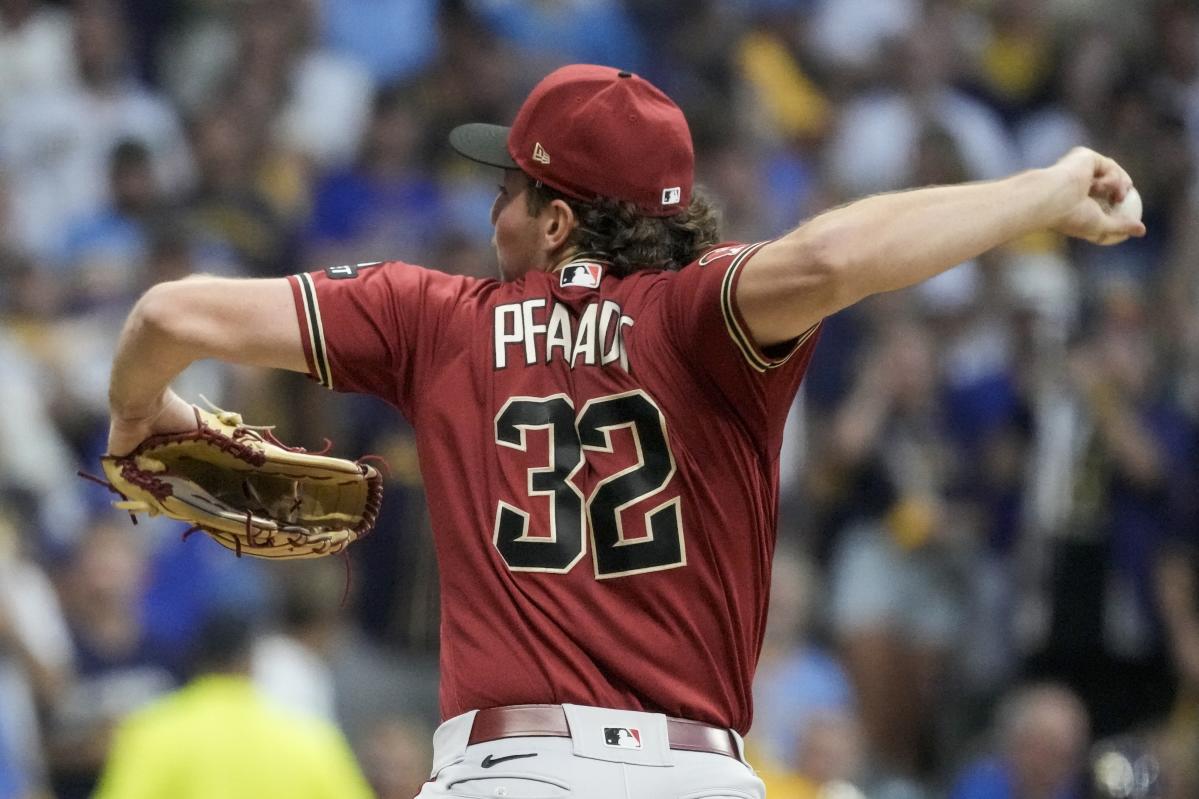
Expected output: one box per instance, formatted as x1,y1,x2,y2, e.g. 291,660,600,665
1105,187,1143,222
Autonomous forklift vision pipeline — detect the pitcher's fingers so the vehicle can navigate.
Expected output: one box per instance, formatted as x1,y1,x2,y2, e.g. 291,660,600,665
1099,216,1145,244
1090,153,1123,179
1093,161,1132,201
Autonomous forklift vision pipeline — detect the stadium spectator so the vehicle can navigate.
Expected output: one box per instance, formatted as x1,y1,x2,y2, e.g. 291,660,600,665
1023,281,1195,739
56,139,166,312
824,323,972,783
751,548,861,797
358,716,435,799
94,610,373,799
305,83,447,269
318,0,439,86
0,0,75,116
46,519,178,799
252,559,347,720
0,511,72,799
468,0,647,77
0,0,190,258
948,683,1090,799
824,14,1018,197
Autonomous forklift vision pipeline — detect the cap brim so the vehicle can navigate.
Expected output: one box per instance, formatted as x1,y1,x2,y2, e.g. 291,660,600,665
449,123,517,169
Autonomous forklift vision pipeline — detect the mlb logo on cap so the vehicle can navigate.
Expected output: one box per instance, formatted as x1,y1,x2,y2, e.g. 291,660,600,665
560,262,602,289
603,727,642,750
662,187,681,206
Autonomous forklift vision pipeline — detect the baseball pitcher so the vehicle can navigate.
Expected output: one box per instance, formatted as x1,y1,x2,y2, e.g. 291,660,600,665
105,65,1144,798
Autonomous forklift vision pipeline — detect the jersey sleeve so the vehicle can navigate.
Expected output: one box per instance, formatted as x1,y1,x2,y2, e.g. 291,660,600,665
288,261,478,417
659,242,821,449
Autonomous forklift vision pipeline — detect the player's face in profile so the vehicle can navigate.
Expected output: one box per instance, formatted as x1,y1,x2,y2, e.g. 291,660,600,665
491,170,549,281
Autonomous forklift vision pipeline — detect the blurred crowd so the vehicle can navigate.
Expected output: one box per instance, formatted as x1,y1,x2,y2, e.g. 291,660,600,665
1,0,1198,798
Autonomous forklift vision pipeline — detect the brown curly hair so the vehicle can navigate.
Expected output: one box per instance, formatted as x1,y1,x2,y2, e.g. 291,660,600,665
525,182,722,277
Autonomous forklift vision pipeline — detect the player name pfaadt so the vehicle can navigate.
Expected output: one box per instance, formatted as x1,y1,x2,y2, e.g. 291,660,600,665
493,298,634,372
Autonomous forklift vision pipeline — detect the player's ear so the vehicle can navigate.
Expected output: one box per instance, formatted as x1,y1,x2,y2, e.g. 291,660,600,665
543,198,577,252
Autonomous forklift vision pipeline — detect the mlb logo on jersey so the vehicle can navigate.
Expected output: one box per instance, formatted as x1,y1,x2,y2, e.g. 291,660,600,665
603,727,643,750
560,262,603,289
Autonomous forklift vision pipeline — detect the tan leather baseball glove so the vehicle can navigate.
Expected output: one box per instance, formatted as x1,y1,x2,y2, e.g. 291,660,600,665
94,406,383,559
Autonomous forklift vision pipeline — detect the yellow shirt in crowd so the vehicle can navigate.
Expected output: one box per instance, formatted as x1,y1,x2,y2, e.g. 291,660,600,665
93,674,374,799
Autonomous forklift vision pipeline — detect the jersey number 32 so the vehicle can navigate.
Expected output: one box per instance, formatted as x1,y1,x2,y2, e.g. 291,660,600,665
493,389,683,579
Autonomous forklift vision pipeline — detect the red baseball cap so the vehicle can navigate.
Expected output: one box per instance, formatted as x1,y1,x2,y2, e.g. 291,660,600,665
450,64,694,217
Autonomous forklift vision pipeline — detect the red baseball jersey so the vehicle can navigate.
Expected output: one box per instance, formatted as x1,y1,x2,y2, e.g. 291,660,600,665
288,243,820,734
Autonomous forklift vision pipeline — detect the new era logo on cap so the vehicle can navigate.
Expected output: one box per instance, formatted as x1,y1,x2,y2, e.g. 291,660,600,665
560,262,602,289
532,142,551,164
661,187,681,206
603,727,642,750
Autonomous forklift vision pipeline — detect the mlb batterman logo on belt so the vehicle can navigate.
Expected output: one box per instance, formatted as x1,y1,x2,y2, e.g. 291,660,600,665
604,727,643,749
